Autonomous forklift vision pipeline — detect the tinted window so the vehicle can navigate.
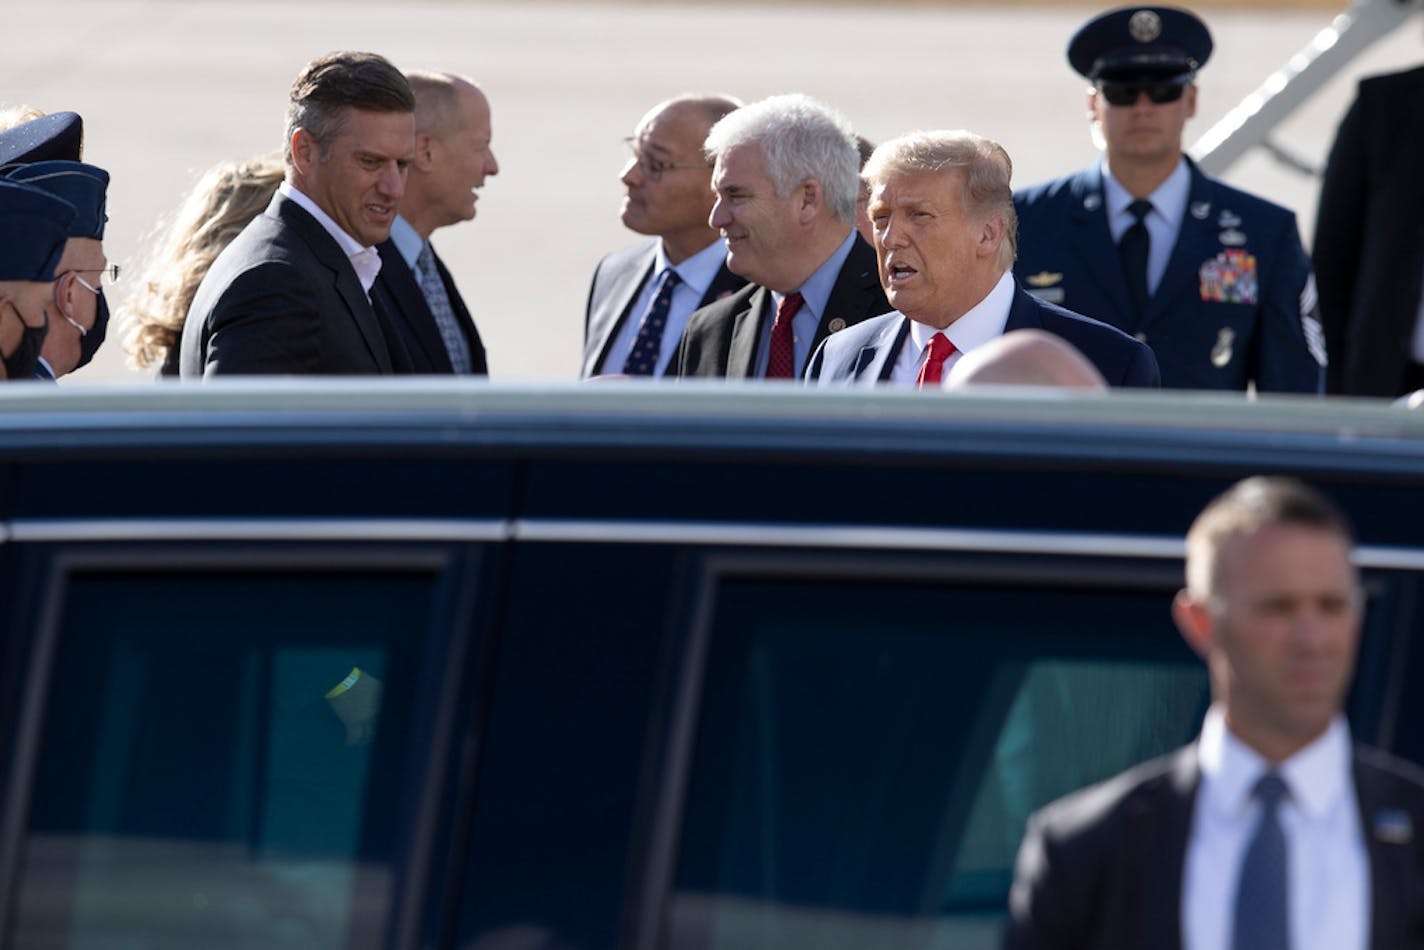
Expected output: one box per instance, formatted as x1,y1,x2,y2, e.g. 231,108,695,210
662,572,1208,949
12,569,442,950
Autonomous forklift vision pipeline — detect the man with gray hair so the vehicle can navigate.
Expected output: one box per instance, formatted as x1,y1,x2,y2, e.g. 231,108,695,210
373,70,496,375
181,50,416,376
808,129,1158,387
672,94,887,379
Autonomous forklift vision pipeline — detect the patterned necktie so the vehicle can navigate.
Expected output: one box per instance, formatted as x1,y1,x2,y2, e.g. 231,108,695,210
415,243,473,375
766,292,803,379
1118,198,1153,319
916,332,956,388
622,269,681,376
1232,772,1290,950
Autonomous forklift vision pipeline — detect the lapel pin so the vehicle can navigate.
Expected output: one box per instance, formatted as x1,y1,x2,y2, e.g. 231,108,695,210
1219,228,1248,247
1083,193,1102,211
1374,809,1413,844
1211,328,1235,367
1027,271,1063,288
1191,201,1211,220
827,317,847,333
1218,210,1242,228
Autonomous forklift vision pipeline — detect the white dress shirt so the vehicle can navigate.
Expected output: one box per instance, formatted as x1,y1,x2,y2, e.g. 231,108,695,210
1102,157,1190,296
1182,706,1368,950
599,237,729,377
278,181,382,296
890,270,1015,385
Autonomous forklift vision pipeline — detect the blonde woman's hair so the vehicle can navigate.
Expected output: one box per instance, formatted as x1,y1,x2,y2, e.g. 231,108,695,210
119,153,284,372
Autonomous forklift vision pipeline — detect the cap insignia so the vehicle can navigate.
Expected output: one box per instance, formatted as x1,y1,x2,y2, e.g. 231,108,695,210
1129,10,1162,43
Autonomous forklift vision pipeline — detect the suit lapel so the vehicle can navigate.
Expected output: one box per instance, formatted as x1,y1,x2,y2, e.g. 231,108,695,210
431,245,487,375
857,316,909,382
276,195,392,372
588,246,656,376
1067,166,1134,329
376,241,449,372
813,235,885,354
1140,162,1214,334
699,259,746,309
1354,752,1419,950
726,286,771,379
1127,746,1198,950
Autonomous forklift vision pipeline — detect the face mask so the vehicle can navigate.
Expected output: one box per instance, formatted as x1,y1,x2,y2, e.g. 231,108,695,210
4,317,47,379
75,289,108,369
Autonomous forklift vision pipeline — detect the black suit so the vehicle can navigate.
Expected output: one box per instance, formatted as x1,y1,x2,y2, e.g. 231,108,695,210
1005,744,1424,950
372,239,487,375
807,281,1160,387
671,233,887,379
583,239,745,378
1314,65,1424,397
180,192,409,376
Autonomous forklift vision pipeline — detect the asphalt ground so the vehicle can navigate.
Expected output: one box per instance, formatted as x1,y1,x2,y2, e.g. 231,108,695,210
4,1,1420,381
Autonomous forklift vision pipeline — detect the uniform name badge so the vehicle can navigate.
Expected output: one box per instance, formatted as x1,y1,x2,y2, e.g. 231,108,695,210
1199,249,1258,305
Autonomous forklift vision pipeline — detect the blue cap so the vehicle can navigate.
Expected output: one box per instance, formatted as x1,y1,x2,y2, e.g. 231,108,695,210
4,161,109,240
0,180,76,281
1068,7,1213,81
0,111,84,166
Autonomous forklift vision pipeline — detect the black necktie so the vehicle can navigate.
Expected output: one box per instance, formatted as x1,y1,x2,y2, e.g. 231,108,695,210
1118,198,1153,319
1233,772,1290,950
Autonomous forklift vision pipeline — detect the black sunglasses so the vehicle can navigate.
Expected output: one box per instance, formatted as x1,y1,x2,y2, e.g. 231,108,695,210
1097,76,1191,107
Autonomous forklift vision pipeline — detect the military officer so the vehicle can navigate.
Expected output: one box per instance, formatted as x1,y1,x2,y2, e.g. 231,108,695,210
1013,6,1324,393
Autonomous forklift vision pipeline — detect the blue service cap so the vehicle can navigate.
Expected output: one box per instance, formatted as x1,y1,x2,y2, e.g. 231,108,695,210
0,111,84,166
0,179,76,281
3,161,109,240
1068,6,1213,81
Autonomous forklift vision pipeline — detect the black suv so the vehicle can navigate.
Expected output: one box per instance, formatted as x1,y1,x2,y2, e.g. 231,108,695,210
2,383,1422,949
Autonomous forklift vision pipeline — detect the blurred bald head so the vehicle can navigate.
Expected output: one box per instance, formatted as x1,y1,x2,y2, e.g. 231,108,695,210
947,329,1107,390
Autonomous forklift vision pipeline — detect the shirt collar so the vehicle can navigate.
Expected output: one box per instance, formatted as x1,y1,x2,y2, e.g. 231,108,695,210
771,229,857,322
657,236,729,299
278,181,382,294
1198,704,1353,822
1100,157,1190,233
389,214,424,271
908,270,1015,356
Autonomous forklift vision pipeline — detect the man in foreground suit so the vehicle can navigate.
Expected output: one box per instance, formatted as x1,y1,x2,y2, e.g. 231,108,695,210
1314,63,1424,397
1005,476,1424,950
180,51,416,376
373,70,495,375
583,94,744,378
672,94,887,380
808,130,1157,387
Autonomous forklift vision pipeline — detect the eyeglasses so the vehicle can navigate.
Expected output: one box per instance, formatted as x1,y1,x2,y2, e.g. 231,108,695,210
1096,75,1191,107
623,138,709,181
65,263,121,293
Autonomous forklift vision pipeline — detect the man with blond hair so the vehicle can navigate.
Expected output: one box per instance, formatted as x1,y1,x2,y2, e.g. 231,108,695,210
808,129,1157,387
672,93,887,379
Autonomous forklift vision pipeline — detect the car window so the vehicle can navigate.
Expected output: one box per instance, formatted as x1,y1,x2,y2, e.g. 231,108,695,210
11,569,441,950
661,571,1209,949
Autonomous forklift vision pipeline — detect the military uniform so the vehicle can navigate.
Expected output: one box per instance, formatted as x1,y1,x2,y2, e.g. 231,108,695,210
1015,160,1324,391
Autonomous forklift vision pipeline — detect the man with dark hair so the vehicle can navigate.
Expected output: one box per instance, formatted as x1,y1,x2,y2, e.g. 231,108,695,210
1005,476,1424,949
180,51,417,376
372,70,496,375
583,93,745,378
1013,6,1323,393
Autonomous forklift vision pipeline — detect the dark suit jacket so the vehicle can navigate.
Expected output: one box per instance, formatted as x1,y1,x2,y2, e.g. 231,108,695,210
1004,743,1424,950
1314,65,1424,396
372,239,488,375
671,233,888,379
806,281,1160,387
1014,158,1322,393
582,239,745,378
179,192,409,376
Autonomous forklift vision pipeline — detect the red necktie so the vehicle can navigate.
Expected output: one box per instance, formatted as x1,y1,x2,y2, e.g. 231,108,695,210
766,292,803,379
916,332,956,388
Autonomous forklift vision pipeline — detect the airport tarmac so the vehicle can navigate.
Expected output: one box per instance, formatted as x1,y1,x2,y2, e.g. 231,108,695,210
3,1,1420,381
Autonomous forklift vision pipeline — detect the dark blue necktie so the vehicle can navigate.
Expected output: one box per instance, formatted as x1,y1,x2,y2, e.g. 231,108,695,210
622,269,681,376
1118,198,1153,319
1233,772,1290,950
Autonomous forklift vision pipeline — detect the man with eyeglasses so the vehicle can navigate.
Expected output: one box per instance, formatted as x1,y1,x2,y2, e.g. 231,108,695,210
1013,6,1324,393
3,161,113,379
582,94,746,378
